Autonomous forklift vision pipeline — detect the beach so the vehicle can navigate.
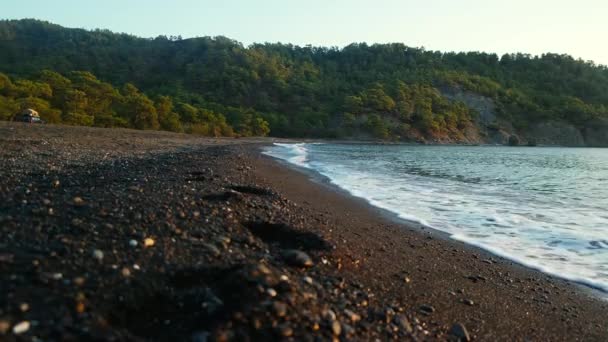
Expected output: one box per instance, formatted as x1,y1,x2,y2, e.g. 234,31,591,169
0,122,606,341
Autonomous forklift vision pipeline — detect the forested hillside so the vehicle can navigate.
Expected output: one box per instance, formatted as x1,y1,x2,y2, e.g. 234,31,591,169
1,19,608,144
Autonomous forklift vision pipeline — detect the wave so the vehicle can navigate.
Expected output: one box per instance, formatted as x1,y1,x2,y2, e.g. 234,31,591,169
263,143,312,168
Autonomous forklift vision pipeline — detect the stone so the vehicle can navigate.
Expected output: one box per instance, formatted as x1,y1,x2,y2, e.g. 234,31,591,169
12,321,30,335
278,324,293,337
331,320,342,336
419,304,435,315
92,249,104,261
129,239,138,247
0,320,10,335
448,323,471,341
394,314,413,334
344,309,361,323
144,238,155,247
272,301,287,317
72,197,85,207
462,298,475,306
283,250,313,268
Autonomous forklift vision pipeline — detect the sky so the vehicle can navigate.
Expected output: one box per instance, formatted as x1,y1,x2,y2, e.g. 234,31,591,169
3,0,608,65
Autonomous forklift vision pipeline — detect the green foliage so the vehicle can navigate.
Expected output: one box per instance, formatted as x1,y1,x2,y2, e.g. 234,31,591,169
1,19,608,140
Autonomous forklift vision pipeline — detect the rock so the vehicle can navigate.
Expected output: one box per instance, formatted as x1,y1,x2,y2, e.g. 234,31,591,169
19,302,29,312
344,309,361,323
277,324,293,337
0,320,10,335
92,249,104,261
272,301,287,317
129,239,138,247
394,314,413,334
419,304,435,315
331,320,342,336
121,267,131,277
144,238,155,247
448,323,471,341
12,321,30,335
203,243,221,257
462,298,475,306
303,276,313,285
283,250,313,268
73,276,86,286
72,196,85,207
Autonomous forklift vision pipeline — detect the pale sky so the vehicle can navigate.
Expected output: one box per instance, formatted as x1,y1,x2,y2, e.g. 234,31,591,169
3,0,608,65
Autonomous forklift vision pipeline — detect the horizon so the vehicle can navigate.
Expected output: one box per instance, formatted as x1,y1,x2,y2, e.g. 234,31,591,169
2,0,608,65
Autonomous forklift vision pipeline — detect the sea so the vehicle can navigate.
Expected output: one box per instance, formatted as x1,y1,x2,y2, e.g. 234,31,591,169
264,143,608,294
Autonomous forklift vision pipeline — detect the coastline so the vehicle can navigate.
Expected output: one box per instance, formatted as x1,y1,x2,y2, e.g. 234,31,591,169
261,147,608,299
249,146,608,340
1,123,607,341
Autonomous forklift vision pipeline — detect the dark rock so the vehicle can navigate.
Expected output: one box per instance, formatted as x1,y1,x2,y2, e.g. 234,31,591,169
394,314,413,334
448,323,471,341
419,304,435,315
462,299,475,306
282,249,314,268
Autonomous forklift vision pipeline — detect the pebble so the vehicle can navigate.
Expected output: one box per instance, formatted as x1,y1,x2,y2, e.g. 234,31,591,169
419,304,435,315
73,276,86,286
121,267,131,277
267,288,277,297
19,302,29,312
331,320,342,336
0,320,9,334
12,321,30,335
72,197,85,206
129,239,138,247
283,250,313,268
462,298,475,306
278,324,293,337
448,323,471,341
144,238,155,247
394,314,413,334
344,309,361,323
272,301,287,317
92,249,104,261
303,276,314,285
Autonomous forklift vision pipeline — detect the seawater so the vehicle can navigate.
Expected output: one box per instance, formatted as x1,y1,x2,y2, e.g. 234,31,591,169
264,143,608,293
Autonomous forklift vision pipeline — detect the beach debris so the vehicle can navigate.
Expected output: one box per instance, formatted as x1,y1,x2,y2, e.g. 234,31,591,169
448,323,471,341
282,249,313,268
144,238,155,247
12,321,30,335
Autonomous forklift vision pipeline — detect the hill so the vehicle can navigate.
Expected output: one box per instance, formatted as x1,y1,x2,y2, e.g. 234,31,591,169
1,19,608,145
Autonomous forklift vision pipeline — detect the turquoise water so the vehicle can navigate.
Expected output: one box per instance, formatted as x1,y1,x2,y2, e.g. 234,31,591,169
264,143,608,293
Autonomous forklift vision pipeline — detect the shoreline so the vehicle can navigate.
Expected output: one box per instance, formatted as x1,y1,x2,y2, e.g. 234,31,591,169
1,123,607,341
260,148,608,300
249,144,608,340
